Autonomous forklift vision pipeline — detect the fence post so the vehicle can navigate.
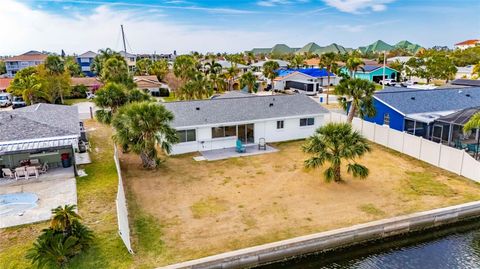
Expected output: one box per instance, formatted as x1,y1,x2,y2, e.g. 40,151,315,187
459,150,465,176
89,106,93,119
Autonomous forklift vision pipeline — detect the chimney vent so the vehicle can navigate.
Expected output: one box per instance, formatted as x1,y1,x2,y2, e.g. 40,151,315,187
269,103,274,107
411,97,415,100
196,107,200,110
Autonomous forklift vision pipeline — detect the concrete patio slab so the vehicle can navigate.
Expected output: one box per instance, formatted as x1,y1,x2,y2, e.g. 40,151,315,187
0,177,77,228
201,145,278,161
75,152,91,165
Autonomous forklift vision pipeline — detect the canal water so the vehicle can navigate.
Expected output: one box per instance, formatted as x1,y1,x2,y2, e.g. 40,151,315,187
258,219,480,269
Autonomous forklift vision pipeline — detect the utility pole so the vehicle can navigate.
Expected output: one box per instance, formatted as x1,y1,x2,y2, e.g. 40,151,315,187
120,24,129,74
382,50,386,90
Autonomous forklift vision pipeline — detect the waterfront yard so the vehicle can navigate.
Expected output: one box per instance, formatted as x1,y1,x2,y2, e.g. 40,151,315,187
122,136,480,266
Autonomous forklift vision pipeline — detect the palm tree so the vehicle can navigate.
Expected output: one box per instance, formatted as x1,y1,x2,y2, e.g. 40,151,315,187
91,48,122,75
464,112,480,159
346,56,365,78
289,54,304,69
335,78,376,123
100,57,130,85
303,123,371,183
263,61,280,91
44,55,65,75
225,65,239,91
50,205,81,235
240,71,257,93
112,102,179,169
472,61,480,78
93,82,128,124
319,52,336,104
173,55,198,82
204,60,222,76
177,73,213,100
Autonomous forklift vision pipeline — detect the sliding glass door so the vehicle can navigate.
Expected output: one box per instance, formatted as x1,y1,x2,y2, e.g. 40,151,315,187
237,124,254,144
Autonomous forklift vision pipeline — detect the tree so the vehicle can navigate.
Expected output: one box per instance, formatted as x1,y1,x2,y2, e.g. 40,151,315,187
44,55,65,75
7,67,44,104
224,65,239,91
112,102,178,169
303,123,371,183
289,54,304,69
204,60,222,75
472,61,480,78
149,60,169,81
64,56,82,77
91,48,123,75
93,82,128,124
240,71,257,93
319,52,336,104
389,60,404,81
100,57,132,86
173,55,198,82
263,61,280,91
0,61,6,75
424,55,457,83
177,73,212,100
135,58,153,75
464,112,480,159
335,78,376,123
38,64,71,104
26,205,93,269
345,56,364,78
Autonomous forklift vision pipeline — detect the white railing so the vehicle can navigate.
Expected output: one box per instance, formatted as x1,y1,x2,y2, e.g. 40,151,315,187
114,145,134,254
327,113,480,182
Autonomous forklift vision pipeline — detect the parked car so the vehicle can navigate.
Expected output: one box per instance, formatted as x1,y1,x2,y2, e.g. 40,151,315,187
379,79,396,86
400,80,417,87
12,96,27,109
86,92,96,100
0,93,12,107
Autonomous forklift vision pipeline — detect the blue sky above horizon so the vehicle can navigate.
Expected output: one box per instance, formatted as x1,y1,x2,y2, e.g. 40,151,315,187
1,0,479,55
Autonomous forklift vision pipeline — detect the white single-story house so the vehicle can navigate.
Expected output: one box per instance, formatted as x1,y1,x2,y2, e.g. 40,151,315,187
273,68,339,95
164,94,329,155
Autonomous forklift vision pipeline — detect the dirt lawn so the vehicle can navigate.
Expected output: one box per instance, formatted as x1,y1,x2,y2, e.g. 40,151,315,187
121,140,480,265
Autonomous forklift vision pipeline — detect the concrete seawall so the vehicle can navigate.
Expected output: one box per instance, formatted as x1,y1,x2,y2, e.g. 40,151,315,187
160,201,480,269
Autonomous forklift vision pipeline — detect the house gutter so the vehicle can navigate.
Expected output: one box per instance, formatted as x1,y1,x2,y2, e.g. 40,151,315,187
158,201,480,269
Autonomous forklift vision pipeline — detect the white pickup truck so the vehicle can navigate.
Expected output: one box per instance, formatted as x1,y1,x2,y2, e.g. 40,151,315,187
379,79,396,86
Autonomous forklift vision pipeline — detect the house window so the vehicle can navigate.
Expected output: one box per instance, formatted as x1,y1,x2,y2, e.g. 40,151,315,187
277,120,284,129
300,118,315,126
177,129,196,143
212,126,237,138
383,113,390,126
80,58,90,63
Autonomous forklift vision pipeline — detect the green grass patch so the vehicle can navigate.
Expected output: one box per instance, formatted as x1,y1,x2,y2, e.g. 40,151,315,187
191,196,228,219
403,171,456,197
358,203,386,216
162,93,177,102
64,98,88,105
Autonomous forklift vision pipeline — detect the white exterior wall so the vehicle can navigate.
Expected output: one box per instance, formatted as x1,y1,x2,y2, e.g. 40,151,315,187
170,115,325,155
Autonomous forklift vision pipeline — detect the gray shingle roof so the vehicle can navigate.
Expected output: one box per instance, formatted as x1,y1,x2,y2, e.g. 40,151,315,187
163,94,328,128
0,104,80,142
375,87,480,115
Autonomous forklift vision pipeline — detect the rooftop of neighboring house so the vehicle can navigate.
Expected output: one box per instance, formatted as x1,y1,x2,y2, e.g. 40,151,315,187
455,39,480,46
5,51,48,62
210,91,252,99
133,75,164,89
350,65,396,73
0,78,12,90
71,77,103,87
374,87,480,115
276,68,335,79
163,93,328,128
250,60,290,68
78,51,98,58
119,51,136,58
0,103,80,143
451,79,480,87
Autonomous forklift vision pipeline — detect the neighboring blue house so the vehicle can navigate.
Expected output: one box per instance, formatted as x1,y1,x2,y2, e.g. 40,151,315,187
365,87,480,138
274,68,339,95
76,51,97,77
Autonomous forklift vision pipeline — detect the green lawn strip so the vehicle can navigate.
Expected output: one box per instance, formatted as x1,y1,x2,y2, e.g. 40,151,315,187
64,98,88,105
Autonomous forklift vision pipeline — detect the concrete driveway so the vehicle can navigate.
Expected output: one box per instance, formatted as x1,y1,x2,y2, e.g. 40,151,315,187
74,101,97,120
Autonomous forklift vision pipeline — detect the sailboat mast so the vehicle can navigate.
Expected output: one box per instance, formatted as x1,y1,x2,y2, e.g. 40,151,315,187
121,24,127,53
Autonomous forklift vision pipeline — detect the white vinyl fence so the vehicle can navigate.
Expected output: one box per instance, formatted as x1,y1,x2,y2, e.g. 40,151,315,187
328,113,480,182
114,145,134,254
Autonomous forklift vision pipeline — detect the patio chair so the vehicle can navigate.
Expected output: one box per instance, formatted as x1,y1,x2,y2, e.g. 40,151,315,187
26,166,38,179
2,168,15,179
258,138,267,150
15,167,28,180
236,139,246,153
39,162,49,174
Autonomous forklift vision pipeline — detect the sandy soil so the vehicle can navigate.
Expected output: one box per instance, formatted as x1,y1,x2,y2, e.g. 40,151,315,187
121,140,480,262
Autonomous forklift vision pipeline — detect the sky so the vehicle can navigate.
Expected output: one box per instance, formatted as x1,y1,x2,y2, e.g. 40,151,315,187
1,0,480,55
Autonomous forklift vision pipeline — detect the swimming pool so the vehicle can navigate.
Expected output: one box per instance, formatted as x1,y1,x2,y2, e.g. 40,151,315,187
0,192,39,217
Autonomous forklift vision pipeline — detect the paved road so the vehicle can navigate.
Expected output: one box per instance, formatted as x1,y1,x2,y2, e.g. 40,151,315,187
73,101,97,120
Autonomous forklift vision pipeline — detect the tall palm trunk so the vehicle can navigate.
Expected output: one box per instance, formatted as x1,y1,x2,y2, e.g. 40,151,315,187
140,151,157,169
333,163,341,182
347,103,356,123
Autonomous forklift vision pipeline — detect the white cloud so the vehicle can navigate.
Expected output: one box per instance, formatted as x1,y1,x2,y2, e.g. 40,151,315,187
257,0,310,7
323,0,394,13
0,0,269,55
